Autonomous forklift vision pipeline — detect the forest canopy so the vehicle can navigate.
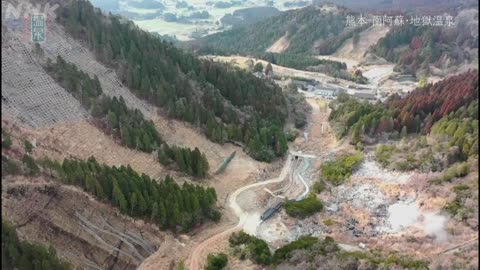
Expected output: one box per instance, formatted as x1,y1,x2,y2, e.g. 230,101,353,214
57,0,289,162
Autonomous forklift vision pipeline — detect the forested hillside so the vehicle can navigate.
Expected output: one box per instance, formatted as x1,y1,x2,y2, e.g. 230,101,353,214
45,56,210,178
45,56,162,153
330,70,478,139
191,4,369,82
329,70,478,171
7,152,220,233
52,157,220,232
2,131,220,232
386,70,479,134
431,100,478,158
56,0,289,162
371,12,478,76
194,5,368,55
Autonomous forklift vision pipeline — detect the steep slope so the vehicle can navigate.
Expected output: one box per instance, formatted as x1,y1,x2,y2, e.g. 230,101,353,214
370,8,479,76
1,0,266,186
189,3,377,84
56,0,289,162
194,3,370,56
329,70,478,141
387,70,479,134
1,0,274,268
331,25,391,61
2,177,166,270
328,70,478,171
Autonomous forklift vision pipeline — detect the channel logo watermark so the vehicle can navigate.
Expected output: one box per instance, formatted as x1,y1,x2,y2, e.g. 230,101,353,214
31,14,45,42
2,1,58,43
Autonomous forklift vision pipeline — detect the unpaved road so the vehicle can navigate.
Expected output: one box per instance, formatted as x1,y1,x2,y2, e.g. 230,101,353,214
189,154,293,270
188,146,359,269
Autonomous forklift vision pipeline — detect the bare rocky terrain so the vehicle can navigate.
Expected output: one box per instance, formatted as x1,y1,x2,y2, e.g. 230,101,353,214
2,1,478,270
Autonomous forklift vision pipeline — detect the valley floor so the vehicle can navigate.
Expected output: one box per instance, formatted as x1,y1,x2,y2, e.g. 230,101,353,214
140,97,478,270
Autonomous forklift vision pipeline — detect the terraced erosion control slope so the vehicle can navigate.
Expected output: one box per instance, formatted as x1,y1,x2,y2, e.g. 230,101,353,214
2,8,154,129
2,177,166,270
2,31,89,128
2,2,268,270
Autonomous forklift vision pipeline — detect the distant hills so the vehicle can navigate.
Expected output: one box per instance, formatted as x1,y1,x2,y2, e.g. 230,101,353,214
220,6,281,28
370,8,478,76
313,0,478,13
193,2,478,77
194,4,368,56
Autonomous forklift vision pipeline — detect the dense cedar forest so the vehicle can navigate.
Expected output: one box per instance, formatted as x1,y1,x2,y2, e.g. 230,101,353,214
2,221,72,270
45,56,209,177
157,144,209,178
372,22,479,75
57,0,288,162
259,53,346,71
330,70,478,143
41,157,220,232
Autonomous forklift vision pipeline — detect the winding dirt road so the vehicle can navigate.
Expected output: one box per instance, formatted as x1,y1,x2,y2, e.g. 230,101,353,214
189,153,296,270
188,149,357,269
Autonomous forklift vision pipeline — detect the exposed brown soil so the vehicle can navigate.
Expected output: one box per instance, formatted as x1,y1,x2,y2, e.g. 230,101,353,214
2,113,267,270
2,176,166,270
266,32,291,53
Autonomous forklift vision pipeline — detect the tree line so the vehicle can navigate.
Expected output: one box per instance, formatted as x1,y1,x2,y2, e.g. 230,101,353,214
228,232,429,269
256,53,367,85
158,144,209,178
386,70,478,134
45,56,162,153
57,0,289,162
46,56,209,177
1,133,218,232
41,156,220,232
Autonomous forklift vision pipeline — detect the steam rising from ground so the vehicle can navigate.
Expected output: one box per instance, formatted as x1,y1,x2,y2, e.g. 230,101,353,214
380,200,448,242
383,200,419,232
422,213,448,242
